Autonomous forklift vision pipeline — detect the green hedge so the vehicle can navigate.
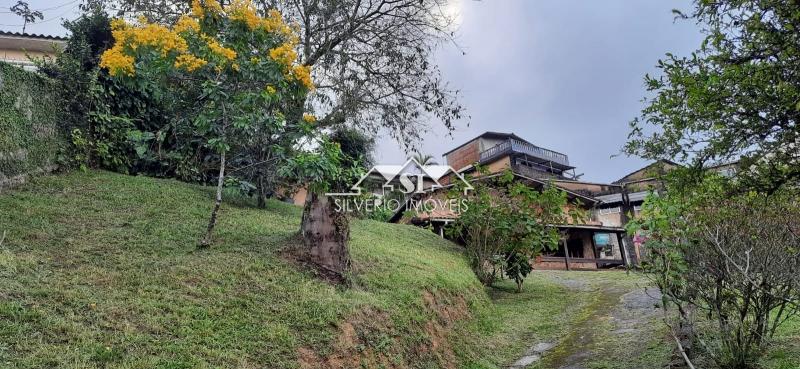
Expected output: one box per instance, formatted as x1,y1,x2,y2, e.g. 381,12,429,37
0,61,64,189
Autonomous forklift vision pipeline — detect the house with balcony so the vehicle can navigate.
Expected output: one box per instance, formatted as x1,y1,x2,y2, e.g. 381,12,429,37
397,132,635,270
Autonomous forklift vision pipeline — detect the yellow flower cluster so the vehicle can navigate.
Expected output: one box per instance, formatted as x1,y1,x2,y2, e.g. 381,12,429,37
227,0,261,30
268,43,313,90
263,9,297,42
100,47,135,76
291,64,314,90
99,4,311,85
110,18,127,32
265,85,276,95
102,17,188,76
102,17,206,76
174,54,208,71
268,43,297,68
111,18,188,56
204,36,237,61
174,15,200,34
191,0,222,19
226,1,295,37
302,113,317,123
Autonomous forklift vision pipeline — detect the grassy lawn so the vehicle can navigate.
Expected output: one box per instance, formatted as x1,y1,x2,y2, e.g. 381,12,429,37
454,274,586,368
1,171,797,369
0,171,486,368
757,315,800,369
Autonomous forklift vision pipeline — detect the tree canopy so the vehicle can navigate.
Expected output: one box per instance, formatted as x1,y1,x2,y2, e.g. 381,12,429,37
625,0,800,192
112,0,465,149
100,0,316,246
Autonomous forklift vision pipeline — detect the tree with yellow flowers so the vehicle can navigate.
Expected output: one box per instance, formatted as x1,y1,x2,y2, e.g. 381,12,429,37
100,0,315,248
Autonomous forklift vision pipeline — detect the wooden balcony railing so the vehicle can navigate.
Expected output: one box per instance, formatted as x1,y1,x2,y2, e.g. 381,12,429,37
479,139,570,167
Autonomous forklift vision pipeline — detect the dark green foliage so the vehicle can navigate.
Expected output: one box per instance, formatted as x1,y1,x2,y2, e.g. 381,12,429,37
39,9,196,178
329,126,374,191
629,172,800,369
0,62,64,185
448,169,583,291
503,251,532,291
330,126,375,169
625,0,800,193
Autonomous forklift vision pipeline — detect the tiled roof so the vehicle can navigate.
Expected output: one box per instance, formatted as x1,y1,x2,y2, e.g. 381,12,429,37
0,30,67,41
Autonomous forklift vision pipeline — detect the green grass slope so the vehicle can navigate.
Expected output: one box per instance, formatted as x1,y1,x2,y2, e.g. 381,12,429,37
11,172,794,369
0,171,489,369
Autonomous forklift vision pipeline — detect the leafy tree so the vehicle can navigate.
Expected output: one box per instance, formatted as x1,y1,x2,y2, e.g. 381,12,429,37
100,0,314,247
106,0,464,277
111,0,466,147
629,172,800,369
625,0,800,193
10,1,43,33
330,126,375,184
625,2,800,365
448,169,582,292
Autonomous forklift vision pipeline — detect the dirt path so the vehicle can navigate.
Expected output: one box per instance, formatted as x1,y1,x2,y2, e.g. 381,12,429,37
509,272,668,369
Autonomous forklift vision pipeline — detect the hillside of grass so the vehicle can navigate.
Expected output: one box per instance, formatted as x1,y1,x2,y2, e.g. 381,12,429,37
3,171,798,369
0,171,489,368
0,171,598,369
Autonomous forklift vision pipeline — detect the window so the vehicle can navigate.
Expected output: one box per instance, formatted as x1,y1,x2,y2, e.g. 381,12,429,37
596,206,621,215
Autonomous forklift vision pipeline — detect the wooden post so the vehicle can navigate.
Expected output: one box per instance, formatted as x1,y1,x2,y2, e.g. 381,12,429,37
616,232,629,267
563,237,571,271
590,232,599,269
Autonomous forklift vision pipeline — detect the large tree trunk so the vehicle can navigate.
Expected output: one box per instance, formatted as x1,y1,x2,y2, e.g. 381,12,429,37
300,192,351,281
199,151,226,248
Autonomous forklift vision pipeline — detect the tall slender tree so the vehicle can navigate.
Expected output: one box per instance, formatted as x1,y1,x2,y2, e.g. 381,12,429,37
10,1,43,33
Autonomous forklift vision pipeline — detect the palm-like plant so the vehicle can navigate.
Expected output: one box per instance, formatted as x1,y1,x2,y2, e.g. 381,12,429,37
411,152,438,165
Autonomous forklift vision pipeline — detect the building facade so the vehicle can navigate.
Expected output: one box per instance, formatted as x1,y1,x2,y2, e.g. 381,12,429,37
398,132,648,270
0,31,66,70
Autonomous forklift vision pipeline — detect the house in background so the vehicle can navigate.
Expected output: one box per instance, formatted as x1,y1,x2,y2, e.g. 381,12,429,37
395,132,742,271
0,31,66,70
398,132,634,270
552,159,679,263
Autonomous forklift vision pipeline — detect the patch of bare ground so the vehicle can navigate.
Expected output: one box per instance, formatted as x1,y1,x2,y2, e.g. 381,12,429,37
297,289,470,369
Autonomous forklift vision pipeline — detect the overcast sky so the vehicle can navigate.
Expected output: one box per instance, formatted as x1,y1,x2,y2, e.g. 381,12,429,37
1,0,705,183
374,0,705,183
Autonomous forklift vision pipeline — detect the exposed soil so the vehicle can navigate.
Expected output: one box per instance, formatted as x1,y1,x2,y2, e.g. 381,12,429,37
297,289,469,369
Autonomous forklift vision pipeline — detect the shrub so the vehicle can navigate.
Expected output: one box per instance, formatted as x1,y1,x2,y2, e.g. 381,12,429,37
448,169,583,291
631,174,800,368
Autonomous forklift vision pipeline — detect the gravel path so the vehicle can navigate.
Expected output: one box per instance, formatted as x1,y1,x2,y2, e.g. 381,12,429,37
508,273,665,369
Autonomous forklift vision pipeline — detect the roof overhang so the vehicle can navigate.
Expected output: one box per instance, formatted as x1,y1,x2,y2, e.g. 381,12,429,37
0,32,66,53
555,224,626,233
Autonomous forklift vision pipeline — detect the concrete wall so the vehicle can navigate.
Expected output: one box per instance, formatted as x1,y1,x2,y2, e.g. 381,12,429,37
0,49,50,67
595,210,623,227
